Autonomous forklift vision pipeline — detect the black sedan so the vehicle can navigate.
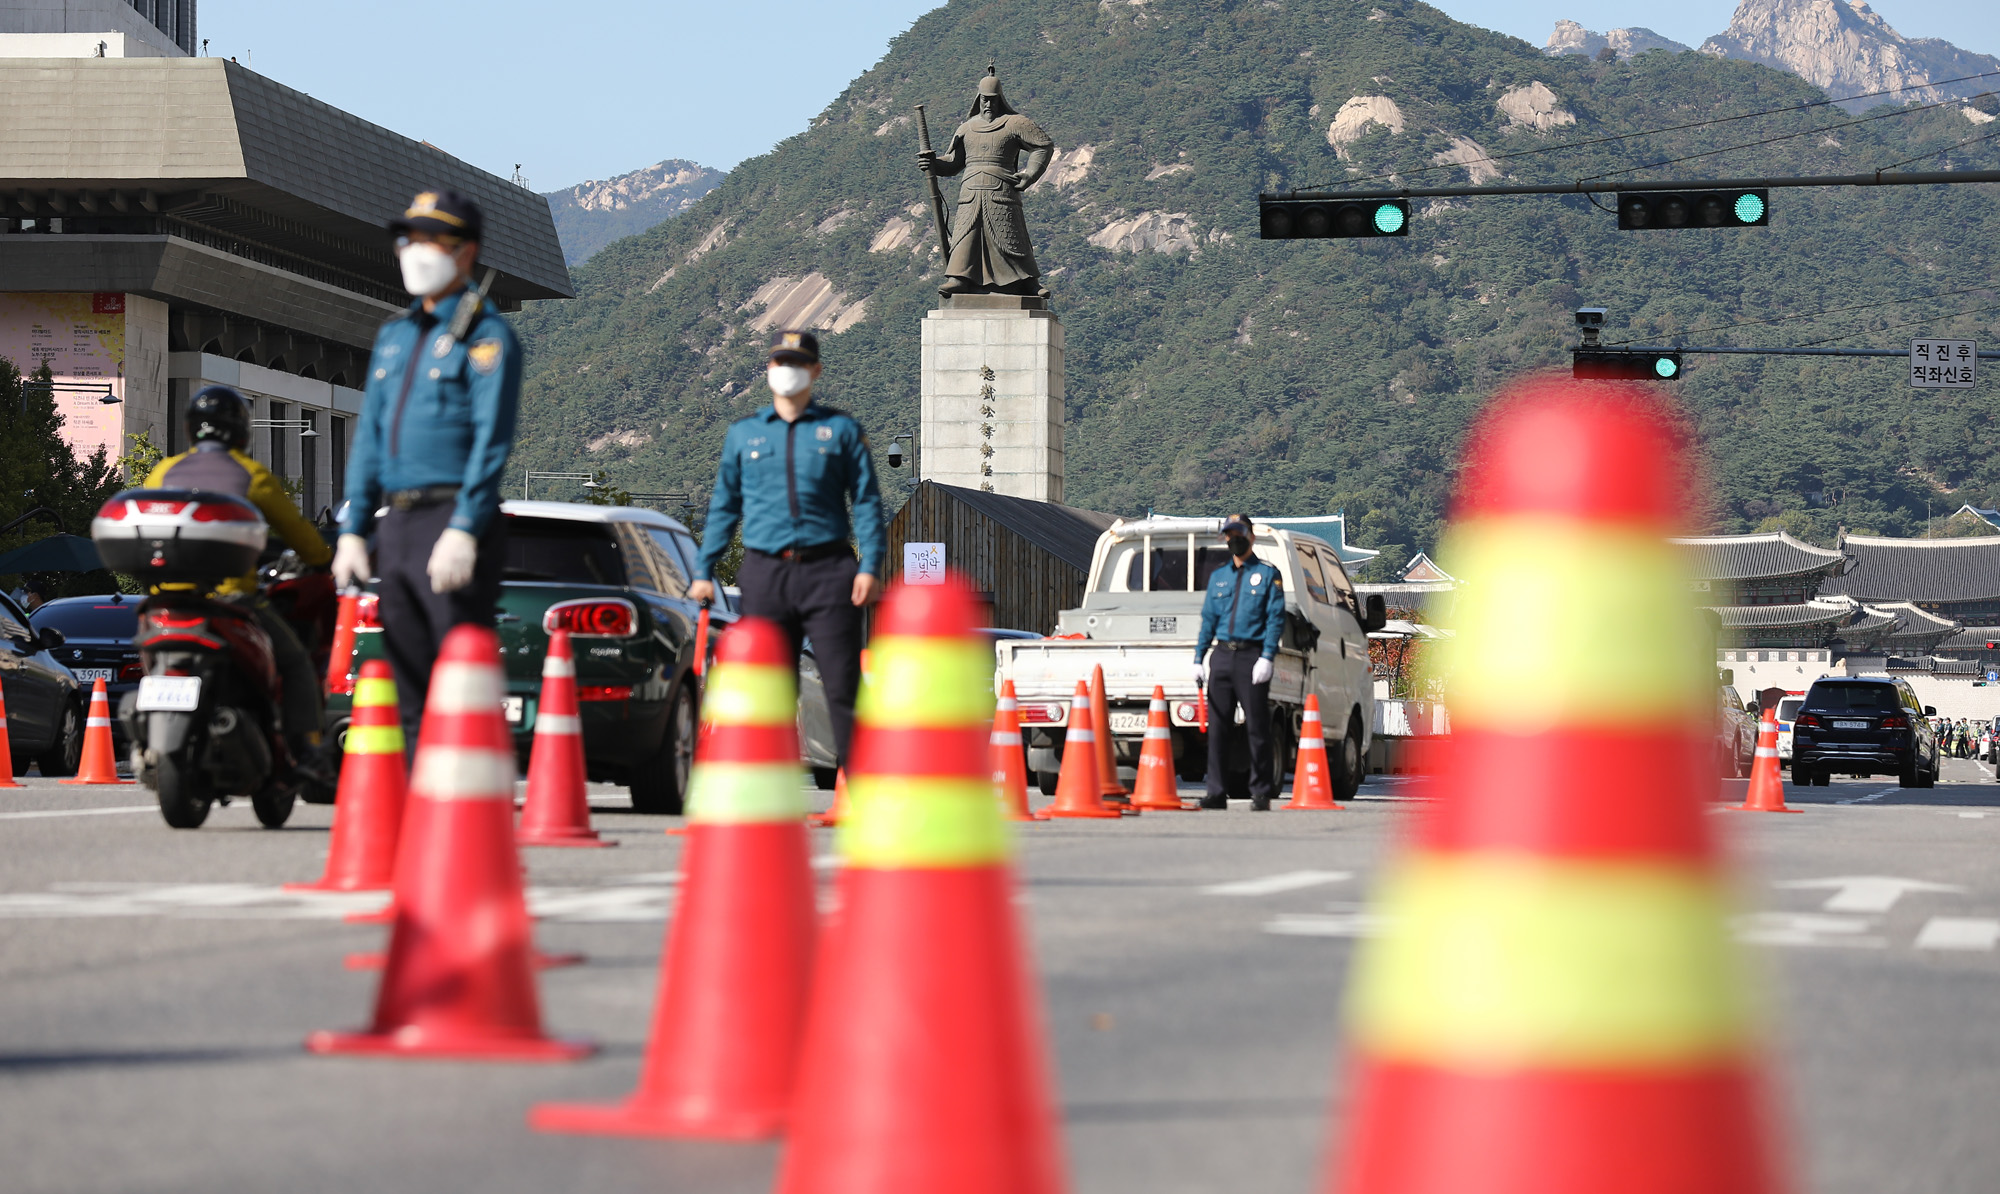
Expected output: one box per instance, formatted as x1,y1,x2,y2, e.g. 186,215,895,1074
29,594,142,755
3,590,84,776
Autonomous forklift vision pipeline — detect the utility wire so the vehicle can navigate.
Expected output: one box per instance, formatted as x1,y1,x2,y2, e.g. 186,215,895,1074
1792,303,2000,348
1605,286,1999,346
1872,124,2000,173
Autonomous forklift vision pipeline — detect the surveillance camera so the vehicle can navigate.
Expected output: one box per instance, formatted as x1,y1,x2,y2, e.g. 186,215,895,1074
1575,307,1607,327
887,443,905,469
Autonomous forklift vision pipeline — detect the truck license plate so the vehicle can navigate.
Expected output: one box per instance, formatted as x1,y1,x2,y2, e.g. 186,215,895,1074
1149,617,1177,634
1832,719,1870,730
503,696,525,725
136,675,201,712
1109,712,1148,734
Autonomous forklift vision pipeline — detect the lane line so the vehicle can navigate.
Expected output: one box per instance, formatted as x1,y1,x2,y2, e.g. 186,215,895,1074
1914,917,2000,951
1204,870,1352,897
0,805,156,821
1837,788,1900,805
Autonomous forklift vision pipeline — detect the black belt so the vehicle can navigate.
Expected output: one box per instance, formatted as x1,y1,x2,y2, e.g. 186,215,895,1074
385,484,461,511
750,542,849,564
1217,639,1261,652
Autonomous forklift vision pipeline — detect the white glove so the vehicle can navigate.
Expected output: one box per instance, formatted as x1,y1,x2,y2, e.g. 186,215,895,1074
332,534,372,589
1251,657,1274,686
1194,662,1208,687
427,528,479,594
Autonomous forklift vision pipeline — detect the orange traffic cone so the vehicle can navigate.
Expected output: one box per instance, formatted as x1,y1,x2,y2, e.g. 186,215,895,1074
1129,685,1186,811
1326,379,1786,1194
531,617,817,1138
306,625,592,1062
324,590,361,696
1732,704,1797,814
807,648,868,828
518,630,612,847
777,575,1066,1194
1037,681,1119,820
0,684,23,789
1089,664,1129,804
287,661,407,892
992,679,1035,821
61,678,129,785
1282,695,1342,810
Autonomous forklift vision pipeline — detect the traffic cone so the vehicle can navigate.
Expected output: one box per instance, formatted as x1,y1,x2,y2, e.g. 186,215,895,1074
808,648,867,828
992,679,1035,821
1090,664,1129,804
61,678,130,785
1732,704,1797,814
1036,681,1120,820
531,617,816,1138
1326,379,1785,1194
776,575,1067,1194
306,624,592,1062
1129,685,1186,811
0,685,23,789
286,661,407,892
1282,695,1342,810
517,630,612,847
324,590,361,695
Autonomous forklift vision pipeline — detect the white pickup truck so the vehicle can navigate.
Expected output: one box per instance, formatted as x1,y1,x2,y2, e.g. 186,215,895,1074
994,516,1385,800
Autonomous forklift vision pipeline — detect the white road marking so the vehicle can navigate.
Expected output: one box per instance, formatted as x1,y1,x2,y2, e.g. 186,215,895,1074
1914,917,2000,951
1837,788,1901,804
0,805,156,821
1772,875,1966,913
1204,870,1352,897
1957,812,1990,819
0,881,675,923
1732,912,1885,948
1263,910,1385,938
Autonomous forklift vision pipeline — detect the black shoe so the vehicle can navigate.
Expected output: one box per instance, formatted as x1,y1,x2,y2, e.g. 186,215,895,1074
1251,795,1272,812
1200,794,1227,810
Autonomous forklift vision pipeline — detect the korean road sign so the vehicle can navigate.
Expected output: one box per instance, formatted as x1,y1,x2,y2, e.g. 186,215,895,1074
1910,339,1976,389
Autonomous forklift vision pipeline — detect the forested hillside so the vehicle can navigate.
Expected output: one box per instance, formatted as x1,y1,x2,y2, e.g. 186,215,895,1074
507,0,2000,577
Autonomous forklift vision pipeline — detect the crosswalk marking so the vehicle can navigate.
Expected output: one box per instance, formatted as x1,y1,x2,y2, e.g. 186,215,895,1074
1203,870,1352,897
1914,917,2000,951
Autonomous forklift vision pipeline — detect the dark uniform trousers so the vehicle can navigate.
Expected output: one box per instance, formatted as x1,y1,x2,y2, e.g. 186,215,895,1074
737,548,863,768
375,500,507,764
1206,643,1276,802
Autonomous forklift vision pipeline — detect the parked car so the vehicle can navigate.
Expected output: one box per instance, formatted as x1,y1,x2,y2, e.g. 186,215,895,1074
326,501,837,812
1789,676,1939,787
29,594,142,755
1717,684,1756,777
0,589,84,776
1774,694,1805,761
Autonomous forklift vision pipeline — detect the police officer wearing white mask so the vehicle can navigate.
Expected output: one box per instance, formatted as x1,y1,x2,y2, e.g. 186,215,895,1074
1194,514,1285,809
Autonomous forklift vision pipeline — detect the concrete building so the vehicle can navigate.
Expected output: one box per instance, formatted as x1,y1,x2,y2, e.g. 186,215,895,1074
1,0,195,58
0,46,570,519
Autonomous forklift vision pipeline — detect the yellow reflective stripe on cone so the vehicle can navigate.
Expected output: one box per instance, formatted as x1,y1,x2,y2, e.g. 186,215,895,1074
1441,518,1712,731
345,725,405,755
839,776,1010,868
858,636,995,727
685,761,808,823
1348,853,1751,1069
702,663,796,726
354,677,398,708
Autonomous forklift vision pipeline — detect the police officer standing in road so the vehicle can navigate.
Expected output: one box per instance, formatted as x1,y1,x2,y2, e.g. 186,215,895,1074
331,190,521,755
688,330,886,769
1194,514,1286,810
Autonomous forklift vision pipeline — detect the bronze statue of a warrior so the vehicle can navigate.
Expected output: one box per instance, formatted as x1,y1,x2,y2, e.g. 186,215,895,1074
915,70,1054,298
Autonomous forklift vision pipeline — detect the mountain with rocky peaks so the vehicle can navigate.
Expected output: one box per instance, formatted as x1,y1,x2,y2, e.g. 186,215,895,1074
544,159,725,266
1545,21,1691,61
1699,0,2000,112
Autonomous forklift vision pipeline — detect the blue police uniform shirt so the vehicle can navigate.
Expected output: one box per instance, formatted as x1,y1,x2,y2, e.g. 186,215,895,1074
339,288,521,539
1195,556,1285,661
694,401,888,580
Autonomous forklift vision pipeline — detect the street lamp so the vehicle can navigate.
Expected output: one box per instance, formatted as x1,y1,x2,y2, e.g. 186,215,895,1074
252,418,319,438
522,469,594,500
19,380,120,409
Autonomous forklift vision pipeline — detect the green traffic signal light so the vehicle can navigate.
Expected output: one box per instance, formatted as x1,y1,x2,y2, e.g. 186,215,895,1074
1372,203,1406,234
1573,349,1683,381
1654,356,1680,379
1734,192,1766,224
1617,189,1769,230
1259,197,1412,240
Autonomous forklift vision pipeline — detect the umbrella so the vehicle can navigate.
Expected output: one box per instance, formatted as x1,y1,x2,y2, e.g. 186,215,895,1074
0,534,104,574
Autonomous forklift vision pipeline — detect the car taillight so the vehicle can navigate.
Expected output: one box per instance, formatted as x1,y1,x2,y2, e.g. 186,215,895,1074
1795,713,1821,728
98,500,129,521
354,593,382,629
118,661,143,681
1174,702,1198,722
135,499,187,516
577,685,632,701
1881,714,1909,729
190,501,257,522
1019,702,1066,724
544,599,637,638
145,609,208,631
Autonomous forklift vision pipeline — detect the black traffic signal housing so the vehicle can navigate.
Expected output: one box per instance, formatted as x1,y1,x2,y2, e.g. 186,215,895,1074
1260,197,1411,239
1617,189,1768,230
1573,349,1683,381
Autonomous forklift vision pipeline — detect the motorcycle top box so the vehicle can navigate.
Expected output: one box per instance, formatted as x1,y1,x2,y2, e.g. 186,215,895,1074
92,490,267,585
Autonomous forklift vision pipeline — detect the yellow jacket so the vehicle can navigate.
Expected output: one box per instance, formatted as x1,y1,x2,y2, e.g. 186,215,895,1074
144,443,333,596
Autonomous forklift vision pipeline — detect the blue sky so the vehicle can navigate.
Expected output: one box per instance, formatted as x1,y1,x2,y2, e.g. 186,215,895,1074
202,0,2000,191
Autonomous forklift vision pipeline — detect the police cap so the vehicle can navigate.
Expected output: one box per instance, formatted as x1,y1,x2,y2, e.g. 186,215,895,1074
1221,514,1254,537
769,329,820,365
390,189,483,240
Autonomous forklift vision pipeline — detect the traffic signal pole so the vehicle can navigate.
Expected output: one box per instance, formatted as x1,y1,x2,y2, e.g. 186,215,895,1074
1612,345,2000,359
1267,168,2000,203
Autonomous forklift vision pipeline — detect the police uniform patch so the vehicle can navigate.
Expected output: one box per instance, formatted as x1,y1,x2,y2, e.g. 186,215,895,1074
468,339,503,375
432,336,453,359
815,425,833,441
1250,574,1262,587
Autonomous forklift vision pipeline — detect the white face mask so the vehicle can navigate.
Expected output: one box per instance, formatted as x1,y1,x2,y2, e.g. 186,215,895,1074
398,243,460,297
768,364,814,398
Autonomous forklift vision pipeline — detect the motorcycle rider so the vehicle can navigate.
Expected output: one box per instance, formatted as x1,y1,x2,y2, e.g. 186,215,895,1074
144,384,334,782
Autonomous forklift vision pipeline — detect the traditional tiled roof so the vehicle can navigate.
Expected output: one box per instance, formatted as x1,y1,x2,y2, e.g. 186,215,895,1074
1256,515,1380,567
1395,551,1456,584
1832,607,1900,650
1819,535,2000,604
1937,658,1981,675
1669,532,1850,582
1938,626,2000,653
1872,601,1962,653
1708,599,1855,629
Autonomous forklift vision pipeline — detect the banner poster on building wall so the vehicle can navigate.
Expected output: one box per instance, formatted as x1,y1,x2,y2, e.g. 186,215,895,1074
0,292,126,463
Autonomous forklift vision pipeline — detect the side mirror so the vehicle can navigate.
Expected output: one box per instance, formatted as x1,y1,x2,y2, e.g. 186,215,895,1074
34,625,64,652
1360,594,1387,634
1924,705,1937,717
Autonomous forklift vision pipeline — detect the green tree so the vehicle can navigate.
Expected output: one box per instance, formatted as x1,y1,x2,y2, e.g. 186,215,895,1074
0,357,129,597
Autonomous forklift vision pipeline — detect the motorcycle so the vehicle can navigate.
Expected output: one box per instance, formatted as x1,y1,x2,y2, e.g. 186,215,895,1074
91,489,309,830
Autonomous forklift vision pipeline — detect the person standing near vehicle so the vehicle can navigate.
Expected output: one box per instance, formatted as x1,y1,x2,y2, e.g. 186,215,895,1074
1193,514,1285,810
688,330,885,769
330,190,521,757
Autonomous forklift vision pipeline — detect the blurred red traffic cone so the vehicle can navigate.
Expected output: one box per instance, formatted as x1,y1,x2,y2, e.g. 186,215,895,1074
0,685,23,789
518,630,612,847
306,625,591,1062
324,591,361,696
287,661,407,892
777,576,1067,1194
1732,704,1797,814
1129,686,1185,811
992,680,1035,821
1037,681,1119,819
1282,695,1342,810
61,678,129,785
532,616,816,1138
1089,664,1129,804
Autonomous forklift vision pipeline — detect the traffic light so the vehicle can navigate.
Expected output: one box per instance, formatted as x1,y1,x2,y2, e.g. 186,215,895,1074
1573,349,1683,380
1617,189,1768,230
1260,197,1411,239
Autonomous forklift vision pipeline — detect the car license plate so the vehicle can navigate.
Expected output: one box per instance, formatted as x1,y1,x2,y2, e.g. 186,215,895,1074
1832,719,1870,730
72,668,115,683
503,696,525,725
1109,712,1148,734
136,675,201,712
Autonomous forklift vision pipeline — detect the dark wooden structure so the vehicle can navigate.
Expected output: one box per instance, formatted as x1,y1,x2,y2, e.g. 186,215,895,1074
883,481,1117,634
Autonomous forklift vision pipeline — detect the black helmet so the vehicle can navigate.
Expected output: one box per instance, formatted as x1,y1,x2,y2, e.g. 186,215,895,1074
186,385,251,451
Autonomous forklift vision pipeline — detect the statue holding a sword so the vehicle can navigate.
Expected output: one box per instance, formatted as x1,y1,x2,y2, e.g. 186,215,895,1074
915,67,1055,299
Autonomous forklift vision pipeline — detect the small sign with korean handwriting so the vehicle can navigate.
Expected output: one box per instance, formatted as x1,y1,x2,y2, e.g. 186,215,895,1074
1910,339,1976,390
903,542,945,586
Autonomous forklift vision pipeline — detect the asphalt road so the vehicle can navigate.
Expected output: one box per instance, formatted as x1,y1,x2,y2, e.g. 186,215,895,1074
3,761,1998,1194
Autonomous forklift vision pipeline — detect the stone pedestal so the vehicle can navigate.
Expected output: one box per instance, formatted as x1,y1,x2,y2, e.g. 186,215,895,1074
919,295,1063,502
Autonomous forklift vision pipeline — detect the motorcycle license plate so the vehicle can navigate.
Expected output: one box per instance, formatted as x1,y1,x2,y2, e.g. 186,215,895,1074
72,668,115,683
1832,719,1870,730
503,696,525,725
136,675,201,712
1108,712,1148,734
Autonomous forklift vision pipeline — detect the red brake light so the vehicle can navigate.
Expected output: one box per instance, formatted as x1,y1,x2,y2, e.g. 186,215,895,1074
544,599,637,638
191,501,256,522
354,593,382,629
1796,713,1821,729
118,661,144,681
1881,714,1910,729
577,685,633,702
1019,703,1066,724
146,609,209,630
1174,702,1198,722
136,499,187,515
98,500,129,521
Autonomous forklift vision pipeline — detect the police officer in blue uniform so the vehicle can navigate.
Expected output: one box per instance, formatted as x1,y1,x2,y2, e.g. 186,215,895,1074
331,190,521,753
689,330,887,768
1194,514,1286,810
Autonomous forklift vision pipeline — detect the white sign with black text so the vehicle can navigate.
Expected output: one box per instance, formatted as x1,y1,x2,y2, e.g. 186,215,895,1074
1910,339,1976,389
903,542,946,585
